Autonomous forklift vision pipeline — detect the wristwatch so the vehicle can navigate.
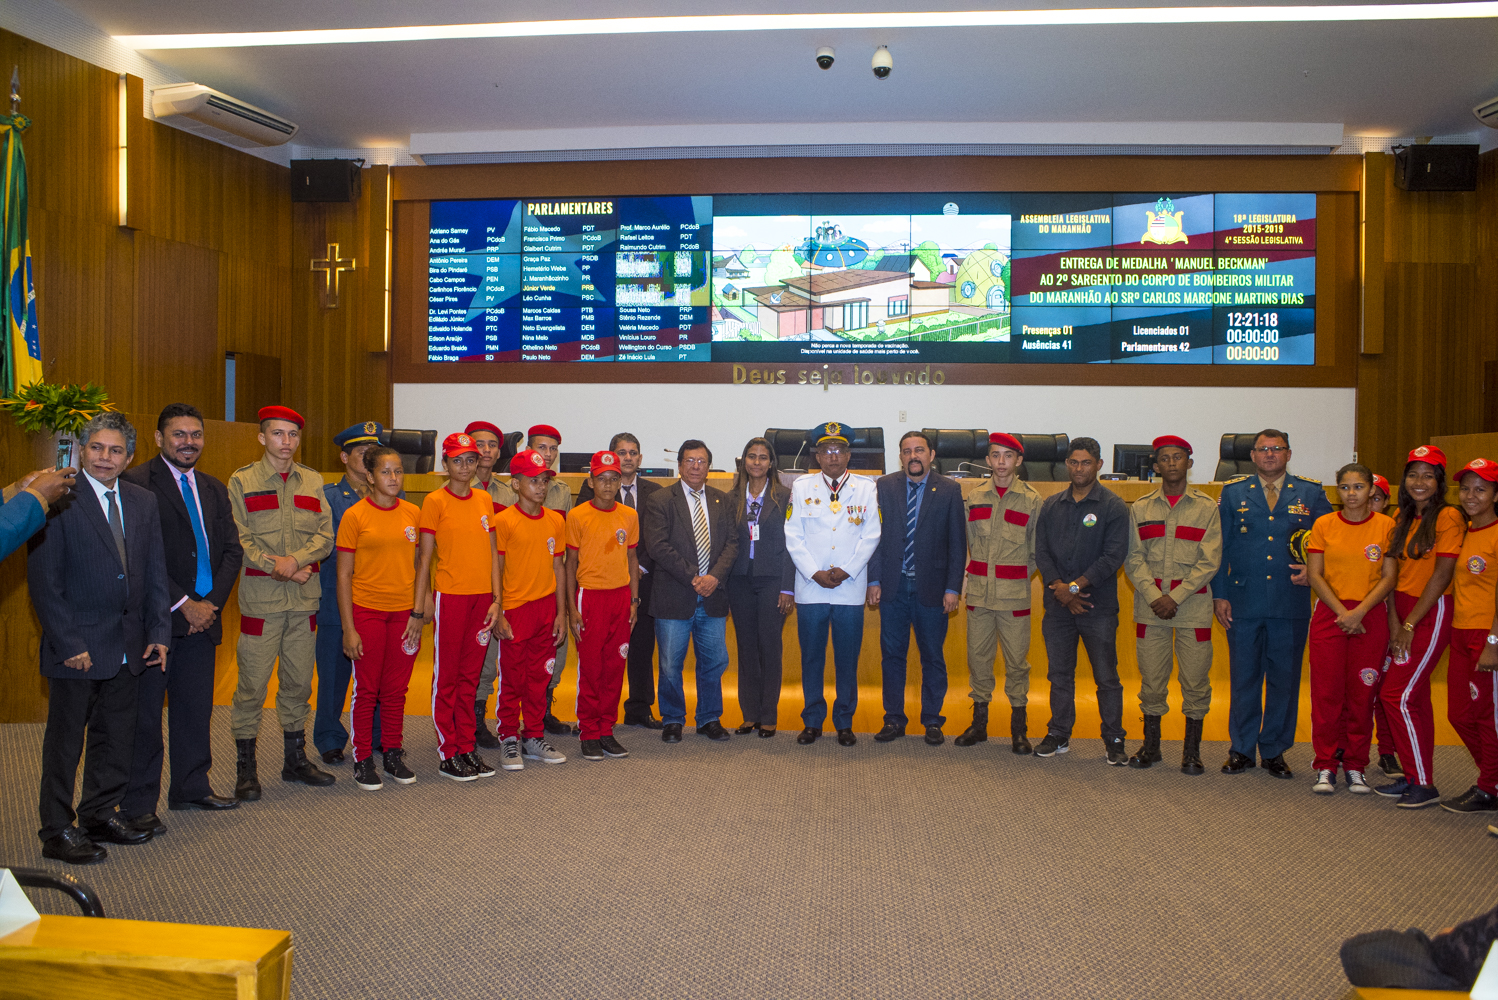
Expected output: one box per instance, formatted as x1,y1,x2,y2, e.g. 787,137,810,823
631,598,641,605
1067,582,1080,595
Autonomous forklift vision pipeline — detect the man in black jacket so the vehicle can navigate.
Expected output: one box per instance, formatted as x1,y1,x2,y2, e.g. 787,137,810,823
640,439,738,743
29,412,171,864
869,431,966,745
119,404,243,834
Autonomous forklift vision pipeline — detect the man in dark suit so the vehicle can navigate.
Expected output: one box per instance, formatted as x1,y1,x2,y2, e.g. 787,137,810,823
29,412,171,864
579,433,663,728
641,439,738,743
868,431,966,745
119,404,243,834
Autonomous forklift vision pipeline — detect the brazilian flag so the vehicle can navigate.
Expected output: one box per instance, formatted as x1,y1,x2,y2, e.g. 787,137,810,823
1,111,42,394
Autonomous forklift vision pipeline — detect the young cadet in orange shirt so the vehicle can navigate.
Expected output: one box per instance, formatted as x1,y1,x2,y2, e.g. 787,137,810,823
415,433,501,782
1442,458,1498,816
335,446,422,791
493,449,569,770
1375,445,1465,808
565,450,640,762
1305,463,1398,796
1336,471,1403,778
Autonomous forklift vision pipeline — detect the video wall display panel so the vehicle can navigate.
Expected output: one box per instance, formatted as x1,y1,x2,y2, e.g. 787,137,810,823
425,191,1315,366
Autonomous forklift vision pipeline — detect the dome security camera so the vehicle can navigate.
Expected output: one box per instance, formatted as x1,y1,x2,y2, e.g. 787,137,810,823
872,45,892,79
816,46,835,70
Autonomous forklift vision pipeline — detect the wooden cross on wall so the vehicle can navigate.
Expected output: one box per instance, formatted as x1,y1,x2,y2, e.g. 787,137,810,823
311,243,356,310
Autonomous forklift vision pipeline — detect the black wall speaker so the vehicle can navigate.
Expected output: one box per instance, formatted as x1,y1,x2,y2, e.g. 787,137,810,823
1393,144,1479,192
290,159,363,202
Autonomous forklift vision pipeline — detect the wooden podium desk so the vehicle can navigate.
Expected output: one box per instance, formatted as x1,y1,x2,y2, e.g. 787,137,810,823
0,915,291,1000
1356,990,1469,999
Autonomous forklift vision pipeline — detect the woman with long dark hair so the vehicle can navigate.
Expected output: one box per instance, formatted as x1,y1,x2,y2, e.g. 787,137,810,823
726,437,795,737
1376,445,1464,808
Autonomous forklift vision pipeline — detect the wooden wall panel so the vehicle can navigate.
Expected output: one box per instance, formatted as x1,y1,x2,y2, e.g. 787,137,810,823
132,233,223,417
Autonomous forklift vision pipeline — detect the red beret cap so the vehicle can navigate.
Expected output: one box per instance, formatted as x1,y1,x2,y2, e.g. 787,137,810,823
1151,435,1192,455
988,432,1024,455
258,405,304,428
464,421,503,440
528,424,562,443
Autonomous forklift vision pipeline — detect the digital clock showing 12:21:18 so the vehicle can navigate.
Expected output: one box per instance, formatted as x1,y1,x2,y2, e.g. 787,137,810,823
1211,307,1314,365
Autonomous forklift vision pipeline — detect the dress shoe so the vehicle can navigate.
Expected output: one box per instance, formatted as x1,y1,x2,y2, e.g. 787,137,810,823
319,748,345,765
924,725,945,746
1221,751,1256,775
796,727,821,745
128,813,167,836
734,723,757,735
697,720,731,741
874,722,906,743
85,815,153,845
168,794,239,811
757,727,776,739
661,723,683,743
836,729,857,747
1260,754,1294,779
41,828,106,865
625,715,665,730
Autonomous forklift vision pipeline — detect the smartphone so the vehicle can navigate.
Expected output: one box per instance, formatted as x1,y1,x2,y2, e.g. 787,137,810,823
55,437,74,471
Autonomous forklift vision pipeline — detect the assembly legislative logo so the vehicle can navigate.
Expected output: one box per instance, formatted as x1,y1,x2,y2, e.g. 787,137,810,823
1141,198,1189,246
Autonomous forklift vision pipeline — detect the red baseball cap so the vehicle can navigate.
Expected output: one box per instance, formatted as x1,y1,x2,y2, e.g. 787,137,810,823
1407,444,1447,469
258,405,304,428
464,420,503,441
528,424,562,444
1371,473,1390,496
442,433,479,458
590,450,623,478
1459,458,1498,484
1152,435,1192,455
989,432,1024,455
509,448,554,478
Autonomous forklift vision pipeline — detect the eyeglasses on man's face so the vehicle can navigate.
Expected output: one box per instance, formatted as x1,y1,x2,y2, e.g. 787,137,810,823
1253,445,1288,455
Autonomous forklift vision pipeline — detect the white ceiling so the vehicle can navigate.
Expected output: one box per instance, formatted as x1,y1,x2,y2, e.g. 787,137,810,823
41,1,1498,150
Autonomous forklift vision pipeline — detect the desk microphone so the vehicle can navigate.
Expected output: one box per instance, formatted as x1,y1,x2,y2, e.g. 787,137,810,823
790,438,807,472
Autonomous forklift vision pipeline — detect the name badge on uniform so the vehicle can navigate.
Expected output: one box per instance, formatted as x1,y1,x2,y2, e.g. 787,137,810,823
750,524,760,541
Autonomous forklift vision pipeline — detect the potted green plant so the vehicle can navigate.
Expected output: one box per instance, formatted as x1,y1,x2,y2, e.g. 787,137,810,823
0,381,115,470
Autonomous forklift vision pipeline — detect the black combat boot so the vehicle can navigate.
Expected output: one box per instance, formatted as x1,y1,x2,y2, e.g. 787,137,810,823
281,730,336,786
1010,706,1032,755
954,702,989,747
235,738,261,801
1181,717,1206,775
474,701,500,748
1128,714,1163,769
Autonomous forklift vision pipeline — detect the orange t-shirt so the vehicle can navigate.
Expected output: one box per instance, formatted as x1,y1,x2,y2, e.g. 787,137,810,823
1306,511,1395,603
335,497,421,612
494,504,565,609
1454,519,1498,629
419,487,498,595
1394,506,1465,598
565,500,638,591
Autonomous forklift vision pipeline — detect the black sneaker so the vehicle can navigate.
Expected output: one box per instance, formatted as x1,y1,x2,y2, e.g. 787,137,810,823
1378,753,1404,779
463,751,495,777
1397,784,1442,809
1033,734,1069,757
353,756,382,791
599,735,629,758
381,748,416,785
1373,778,1410,799
1440,786,1497,813
543,713,572,736
439,755,478,782
580,740,605,761
1104,737,1127,766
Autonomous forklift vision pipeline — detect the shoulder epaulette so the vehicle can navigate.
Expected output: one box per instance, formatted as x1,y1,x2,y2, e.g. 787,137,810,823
1295,474,1322,485
294,461,318,473
231,463,255,476
1223,474,1250,485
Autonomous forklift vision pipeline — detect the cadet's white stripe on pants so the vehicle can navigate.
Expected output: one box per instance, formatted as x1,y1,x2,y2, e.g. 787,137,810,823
430,592,446,759
1397,595,1445,786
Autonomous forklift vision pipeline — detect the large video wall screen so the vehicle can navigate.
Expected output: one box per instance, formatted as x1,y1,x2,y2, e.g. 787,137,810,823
425,191,1314,366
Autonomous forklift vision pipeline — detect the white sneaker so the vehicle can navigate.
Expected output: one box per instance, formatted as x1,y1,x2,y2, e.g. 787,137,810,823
1345,769,1371,794
1312,768,1336,794
499,737,524,771
522,737,567,764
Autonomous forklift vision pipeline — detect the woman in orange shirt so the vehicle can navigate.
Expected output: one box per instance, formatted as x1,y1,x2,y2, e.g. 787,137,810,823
1305,464,1398,795
1442,458,1498,815
1376,445,1464,808
335,446,422,791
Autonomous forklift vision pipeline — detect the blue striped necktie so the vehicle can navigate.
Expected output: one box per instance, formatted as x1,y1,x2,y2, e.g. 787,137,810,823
904,479,919,575
179,472,214,597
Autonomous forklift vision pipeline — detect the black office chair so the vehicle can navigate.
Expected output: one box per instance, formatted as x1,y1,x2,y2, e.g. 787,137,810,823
921,428,990,477
559,452,592,474
1012,434,1070,482
763,428,813,471
1215,433,1259,481
378,428,437,474
500,431,523,468
4,867,105,917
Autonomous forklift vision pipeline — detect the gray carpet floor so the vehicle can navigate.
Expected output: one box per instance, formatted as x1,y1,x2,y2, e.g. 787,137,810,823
2,708,1495,1000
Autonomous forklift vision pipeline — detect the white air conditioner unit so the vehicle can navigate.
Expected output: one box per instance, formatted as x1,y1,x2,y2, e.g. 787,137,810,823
151,83,298,148
1474,95,1498,130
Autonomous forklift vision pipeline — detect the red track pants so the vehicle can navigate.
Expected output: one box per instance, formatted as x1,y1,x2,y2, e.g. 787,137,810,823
1380,591,1452,787
1308,598,1389,773
350,605,418,761
575,585,631,740
432,592,491,759
1448,628,1498,795
498,595,558,742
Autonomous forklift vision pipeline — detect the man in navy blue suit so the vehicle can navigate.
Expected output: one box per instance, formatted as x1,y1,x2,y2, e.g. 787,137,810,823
869,431,966,746
29,412,171,864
